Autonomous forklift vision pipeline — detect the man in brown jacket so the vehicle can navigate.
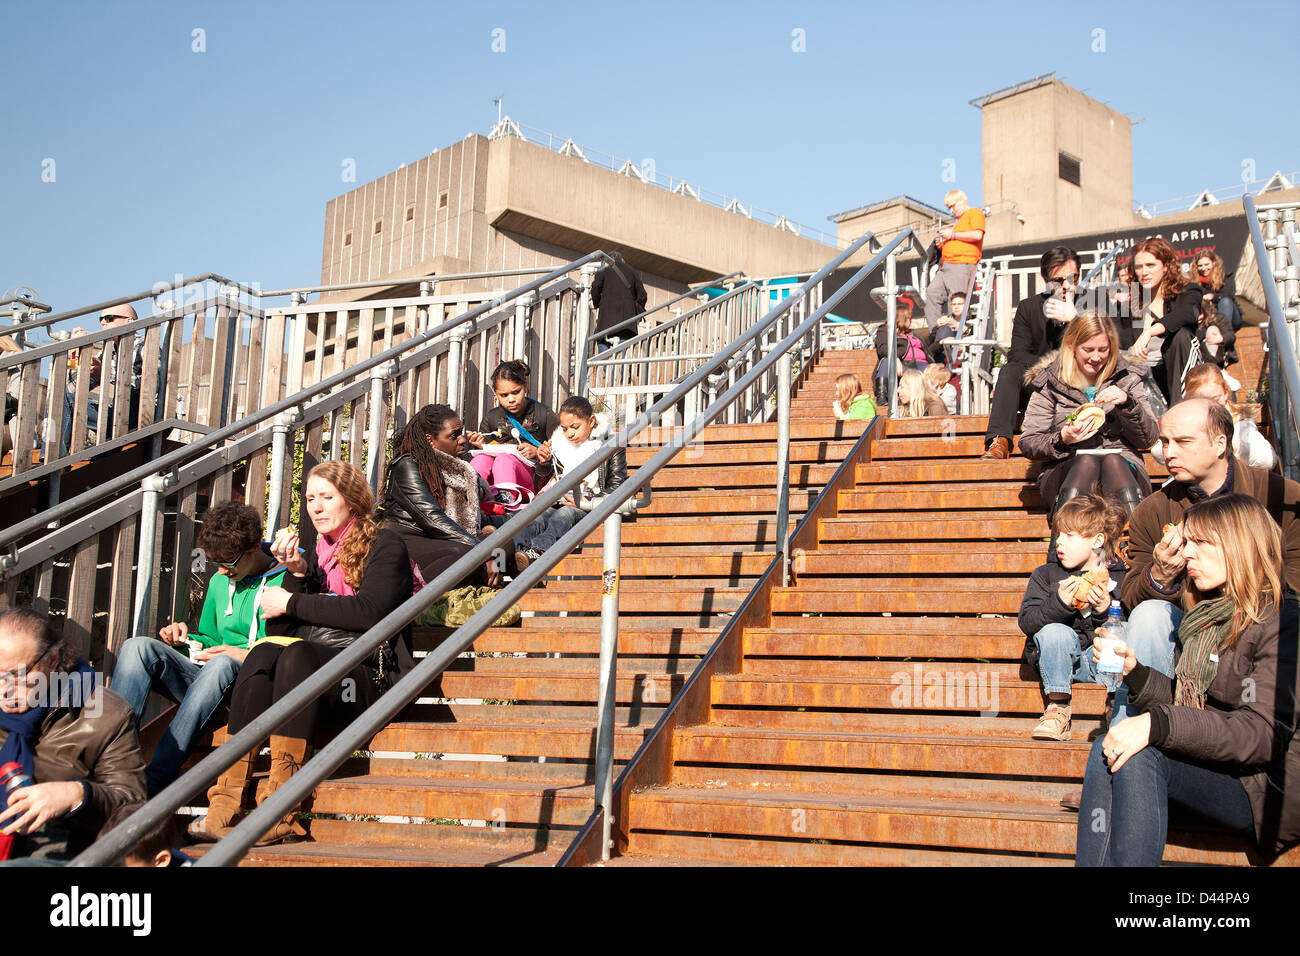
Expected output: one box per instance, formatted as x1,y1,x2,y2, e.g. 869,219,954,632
1116,398,1300,722
0,608,146,865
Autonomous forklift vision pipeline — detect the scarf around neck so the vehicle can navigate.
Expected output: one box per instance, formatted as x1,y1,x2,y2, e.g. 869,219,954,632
316,517,357,596
1174,596,1235,709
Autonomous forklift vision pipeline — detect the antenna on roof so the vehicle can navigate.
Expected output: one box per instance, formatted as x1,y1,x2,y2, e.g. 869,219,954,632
494,97,502,124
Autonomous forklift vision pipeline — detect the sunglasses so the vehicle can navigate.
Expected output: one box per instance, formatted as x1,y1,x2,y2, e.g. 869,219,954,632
213,549,251,571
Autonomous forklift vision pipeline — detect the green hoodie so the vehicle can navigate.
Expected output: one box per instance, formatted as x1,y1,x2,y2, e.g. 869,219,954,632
191,561,288,649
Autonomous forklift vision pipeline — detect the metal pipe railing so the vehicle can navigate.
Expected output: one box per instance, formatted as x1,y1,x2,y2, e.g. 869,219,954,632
0,255,604,552
1245,195,1300,477
189,226,907,868
585,271,745,343
71,229,887,868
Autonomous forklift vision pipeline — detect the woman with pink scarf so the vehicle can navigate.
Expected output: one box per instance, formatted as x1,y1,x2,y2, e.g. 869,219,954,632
189,461,415,845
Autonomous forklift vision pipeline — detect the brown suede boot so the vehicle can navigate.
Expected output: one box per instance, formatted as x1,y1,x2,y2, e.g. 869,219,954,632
188,749,256,842
253,734,311,845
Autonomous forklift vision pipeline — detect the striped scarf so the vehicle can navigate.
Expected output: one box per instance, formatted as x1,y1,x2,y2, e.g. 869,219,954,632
1174,596,1234,709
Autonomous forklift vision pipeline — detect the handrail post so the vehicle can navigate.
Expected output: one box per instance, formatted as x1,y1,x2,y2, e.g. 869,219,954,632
574,262,600,398
593,504,624,862
132,471,174,640
885,252,900,416
775,314,793,586
365,361,396,492
447,324,470,412
266,407,300,536
513,291,535,362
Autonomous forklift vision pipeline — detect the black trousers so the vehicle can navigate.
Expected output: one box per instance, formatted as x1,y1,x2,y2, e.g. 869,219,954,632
226,640,382,741
984,361,1029,446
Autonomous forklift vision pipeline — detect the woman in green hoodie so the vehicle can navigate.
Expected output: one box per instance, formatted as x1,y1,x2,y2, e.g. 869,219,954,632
111,502,292,796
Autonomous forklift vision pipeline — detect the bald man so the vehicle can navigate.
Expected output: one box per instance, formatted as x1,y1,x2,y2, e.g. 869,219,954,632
1114,397,1300,721
60,304,146,456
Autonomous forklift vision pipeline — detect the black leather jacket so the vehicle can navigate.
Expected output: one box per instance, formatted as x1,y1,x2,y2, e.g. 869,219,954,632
378,456,479,548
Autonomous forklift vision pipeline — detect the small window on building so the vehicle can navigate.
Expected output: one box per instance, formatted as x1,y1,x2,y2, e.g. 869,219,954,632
374,219,383,235
439,191,449,209
1059,152,1081,187
343,231,352,247
405,205,415,222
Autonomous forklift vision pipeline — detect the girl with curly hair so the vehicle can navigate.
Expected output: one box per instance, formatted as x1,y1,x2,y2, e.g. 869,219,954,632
1128,237,1204,402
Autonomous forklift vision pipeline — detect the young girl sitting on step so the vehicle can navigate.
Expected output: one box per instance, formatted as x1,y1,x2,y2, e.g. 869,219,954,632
831,373,877,422
1018,494,1128,742
466,360,562,512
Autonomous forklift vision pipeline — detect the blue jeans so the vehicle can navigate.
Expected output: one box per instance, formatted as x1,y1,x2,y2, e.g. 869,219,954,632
1033,623,1098,697
1111,600,1181,724
1075,735,1254,866
111,636,241,796
517,505,585,553
60,385,139,457
1218,295,1242,332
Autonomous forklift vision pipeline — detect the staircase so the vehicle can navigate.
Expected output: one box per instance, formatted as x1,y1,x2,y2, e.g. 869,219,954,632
191,349,875,866
581,330,1293,866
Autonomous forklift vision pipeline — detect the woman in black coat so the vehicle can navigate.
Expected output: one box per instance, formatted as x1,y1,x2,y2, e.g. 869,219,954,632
590,252,648,347
1128,238,1204,403
378,403,502,589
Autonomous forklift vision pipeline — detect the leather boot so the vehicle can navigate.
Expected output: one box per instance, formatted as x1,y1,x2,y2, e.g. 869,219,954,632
1115,485,1145,519
981,436,1010,460
253,734,310,845
188,749,255,842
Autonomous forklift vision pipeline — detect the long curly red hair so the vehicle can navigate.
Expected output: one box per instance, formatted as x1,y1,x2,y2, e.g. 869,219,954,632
307,460,377,590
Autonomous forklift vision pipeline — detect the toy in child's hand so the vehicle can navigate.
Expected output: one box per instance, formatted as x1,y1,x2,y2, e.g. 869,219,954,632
1067,402,1106,434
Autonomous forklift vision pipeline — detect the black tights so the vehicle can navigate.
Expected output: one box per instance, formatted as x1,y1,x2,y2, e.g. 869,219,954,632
1052,453,1147,518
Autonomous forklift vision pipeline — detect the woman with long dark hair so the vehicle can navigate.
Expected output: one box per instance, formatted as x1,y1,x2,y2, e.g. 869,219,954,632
379,403,503,588
1077,494,1300,866
189,460,415,845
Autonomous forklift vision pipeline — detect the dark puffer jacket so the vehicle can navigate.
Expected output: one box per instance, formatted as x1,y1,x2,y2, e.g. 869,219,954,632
1018,357,1160,495
1018,559,1127,670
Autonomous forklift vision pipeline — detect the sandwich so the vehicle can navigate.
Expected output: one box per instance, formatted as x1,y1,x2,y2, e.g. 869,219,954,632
1069,567,1111,610
1068,402,1106,434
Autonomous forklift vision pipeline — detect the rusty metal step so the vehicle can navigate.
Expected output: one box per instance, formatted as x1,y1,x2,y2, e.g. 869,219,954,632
708,708,1105,739
370,719,654,760
649,462,840,489
884,415,989,436
628,439,858,467
519,584,749,613
239,832,565,867
819,512,1049,541
617,832,1064,867
836,482,1041,512
628,420,866,446
450,625,720,656
711,673,1104,713
770,585,1025,614
631,489,817,516
871,436,1023,459
553,551,774,579
625,786,1255,865
857,458,1167,484
673,726,1091,776
579,516,793,546
439,668,688,704
793,543,1044,576
743,627,1026,659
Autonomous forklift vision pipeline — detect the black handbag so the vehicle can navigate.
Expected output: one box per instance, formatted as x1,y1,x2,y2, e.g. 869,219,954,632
296,625,397,685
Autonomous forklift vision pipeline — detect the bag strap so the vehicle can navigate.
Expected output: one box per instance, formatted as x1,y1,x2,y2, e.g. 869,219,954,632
505,407,543,448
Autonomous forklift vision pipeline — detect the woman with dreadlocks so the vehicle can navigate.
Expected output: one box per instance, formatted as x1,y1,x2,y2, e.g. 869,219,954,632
378,404,506,590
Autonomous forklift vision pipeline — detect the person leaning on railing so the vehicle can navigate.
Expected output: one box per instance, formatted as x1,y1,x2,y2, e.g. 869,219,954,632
0,608,146,866
188,461,417,845
1076,494,1300,866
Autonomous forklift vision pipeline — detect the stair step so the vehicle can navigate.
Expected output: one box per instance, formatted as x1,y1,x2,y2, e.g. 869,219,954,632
370,719,655,759
619,832,1064,867
819,512,1049,541
628,440,858,467
743,628,1026,658
837,482,1041,511
793,543,1043,576
444,625,720,656
553,551,775,578
649,463,840,489
519,584,749,613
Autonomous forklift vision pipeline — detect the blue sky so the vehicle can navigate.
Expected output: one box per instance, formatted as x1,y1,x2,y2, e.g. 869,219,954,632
2,0,1296,330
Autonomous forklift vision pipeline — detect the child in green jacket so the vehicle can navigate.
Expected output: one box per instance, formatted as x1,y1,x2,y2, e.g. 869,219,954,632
833,373,877,422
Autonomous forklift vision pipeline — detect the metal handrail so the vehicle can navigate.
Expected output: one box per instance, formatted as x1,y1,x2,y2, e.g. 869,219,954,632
1245,196,1300,477
585,271,745,344
257,265,568,299
589,281,760,361
70,229,886,867
0,255,605,551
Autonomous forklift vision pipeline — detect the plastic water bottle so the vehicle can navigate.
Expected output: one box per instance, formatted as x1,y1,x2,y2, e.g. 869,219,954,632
1096,601,1126,692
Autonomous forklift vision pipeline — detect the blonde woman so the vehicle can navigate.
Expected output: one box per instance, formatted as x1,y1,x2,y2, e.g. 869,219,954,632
894,369,947,419
1018,313,1159,517
1077,494,1300,866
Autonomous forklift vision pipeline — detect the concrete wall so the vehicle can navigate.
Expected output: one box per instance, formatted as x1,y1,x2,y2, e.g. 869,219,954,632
980,79,1133,244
